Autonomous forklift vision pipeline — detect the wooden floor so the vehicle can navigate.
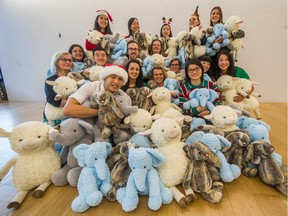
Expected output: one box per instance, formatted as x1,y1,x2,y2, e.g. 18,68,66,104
0,101,287,216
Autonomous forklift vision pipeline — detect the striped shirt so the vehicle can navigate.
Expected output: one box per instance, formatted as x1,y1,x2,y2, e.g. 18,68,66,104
179,79,221,116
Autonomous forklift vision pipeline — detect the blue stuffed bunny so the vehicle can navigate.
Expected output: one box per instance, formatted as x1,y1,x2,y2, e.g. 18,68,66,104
186,131,241,182
183,88,219,112
163,78,181,105
71,142,112,212
116,147,173,212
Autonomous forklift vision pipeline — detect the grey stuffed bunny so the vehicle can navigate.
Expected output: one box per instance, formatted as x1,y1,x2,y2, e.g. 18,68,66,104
244,140,287,196
49,118,94,187
224,130,251,170
182,142,224,203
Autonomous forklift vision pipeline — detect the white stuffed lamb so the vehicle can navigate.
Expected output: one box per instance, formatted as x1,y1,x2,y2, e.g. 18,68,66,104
82,65,104,82
189,25,206,58
45,76,78,126
204,105,242,132
224,16,244,61
165,37,178,58
149,87,183,116
216,75,244,110
235,78,261,119
0,121,61,209
139,117,192,207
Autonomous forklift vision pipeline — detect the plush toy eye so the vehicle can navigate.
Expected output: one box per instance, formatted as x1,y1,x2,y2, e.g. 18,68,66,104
133,167,135,169
262,137,264,139
38,136,41,138
73,130,77,132
95,157,97,161
66,88,68,90
143,126,146,128
241,87,244,89
227,82,230,84
162,129,164,132
144,166,146,169
19,139,23,142
223,116,226,119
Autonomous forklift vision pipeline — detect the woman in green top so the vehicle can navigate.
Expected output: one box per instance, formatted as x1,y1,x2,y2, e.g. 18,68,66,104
213,49,250,80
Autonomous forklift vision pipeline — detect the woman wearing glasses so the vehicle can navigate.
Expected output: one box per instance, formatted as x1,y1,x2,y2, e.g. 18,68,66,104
169,58,185,83
44,51,73,125
178,58,220,117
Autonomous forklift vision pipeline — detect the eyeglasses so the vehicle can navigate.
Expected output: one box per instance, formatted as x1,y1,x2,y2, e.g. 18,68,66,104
58,58,72,63
171,64,180,66
128,48,139,51
188,67,201,73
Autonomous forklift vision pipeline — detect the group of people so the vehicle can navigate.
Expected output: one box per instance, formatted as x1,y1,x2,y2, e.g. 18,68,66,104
44,6,251,134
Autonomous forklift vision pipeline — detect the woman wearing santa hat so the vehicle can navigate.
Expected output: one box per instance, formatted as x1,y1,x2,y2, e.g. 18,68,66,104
85,10,114,52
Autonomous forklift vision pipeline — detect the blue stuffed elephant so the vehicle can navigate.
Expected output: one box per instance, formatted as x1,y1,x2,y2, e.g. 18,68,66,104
206,23,230,56
111,39,127,60
116,147,173,212
71,142,112,212
142,55,154,79
186,131,241,182
183,88,219,112
164,78,181,105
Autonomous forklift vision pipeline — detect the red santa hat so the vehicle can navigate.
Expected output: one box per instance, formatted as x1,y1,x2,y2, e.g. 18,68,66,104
99,66,128,86
96,10,114,23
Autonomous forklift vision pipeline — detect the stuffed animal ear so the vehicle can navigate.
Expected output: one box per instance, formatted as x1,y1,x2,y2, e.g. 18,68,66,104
216,134,231,151
188,89,199,99
104,142,112,155
204,113,214,121
45,80,56,86
0,128,11,138
185,131,205,145
73,144,90,167
119,142,131,157
124,116,131,124
78,119,94,135
244,143,254,162
151,114,161,121
233,109,243,117
163,78,170,87
137,129,152,137
236,116,246,128
183,145,190,157
146,148,165,167
208,89,219,102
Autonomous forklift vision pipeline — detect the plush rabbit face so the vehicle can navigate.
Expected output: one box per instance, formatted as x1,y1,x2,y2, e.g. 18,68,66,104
225,130,250,148
183,142,210,161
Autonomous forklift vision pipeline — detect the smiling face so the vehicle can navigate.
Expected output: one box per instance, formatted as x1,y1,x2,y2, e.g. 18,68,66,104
93,50,108,66
152,68,165,86
201,60,211,73
130,19,140,35
97,15,109,31
151,40,162,54
128,62,140,81
104,75,124,93
187,64,202,82
127,42,140,59
71,46,84,62
210,8,221,26
161,25,171,38
218,54,230,73
56,54,73,74
189,15,200,29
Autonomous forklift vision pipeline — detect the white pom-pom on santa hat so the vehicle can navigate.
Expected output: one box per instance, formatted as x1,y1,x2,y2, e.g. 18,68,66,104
99,66,128,86
96,10,114,24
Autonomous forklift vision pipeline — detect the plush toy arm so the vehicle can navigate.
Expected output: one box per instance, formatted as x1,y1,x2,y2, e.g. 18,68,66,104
110,104,125,119
183,99,199,110
216,151,236,182
182,163,193,190
0,156,17,180
54,94,63,101
172,104,183,113
236,89,250,98
207,35,217,44
206,101,216,112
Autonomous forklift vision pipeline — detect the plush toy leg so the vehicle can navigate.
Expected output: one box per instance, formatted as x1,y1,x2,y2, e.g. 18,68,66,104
201,181,223,203
170,186,191,208
116,187,126,203
229,164,241,179
33,181,51,197
93,124,109,142
106,186,117,202
113,130,131,145
276,181,288,196
86,190,103,207
183,186,197,202
7,190,29,209
159,180,173,205
67,167,82,187
254,109,261,120
71,195,90,213
242,165,258,177
51,164,70,186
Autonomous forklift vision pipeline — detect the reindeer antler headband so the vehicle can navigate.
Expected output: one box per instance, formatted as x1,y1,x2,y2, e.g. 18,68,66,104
162,17,173,25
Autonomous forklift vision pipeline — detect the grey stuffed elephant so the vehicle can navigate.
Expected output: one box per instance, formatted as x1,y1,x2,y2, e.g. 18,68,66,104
49,118,94,187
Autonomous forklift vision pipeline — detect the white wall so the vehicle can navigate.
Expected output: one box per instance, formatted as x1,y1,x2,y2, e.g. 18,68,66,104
0,0,287,102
